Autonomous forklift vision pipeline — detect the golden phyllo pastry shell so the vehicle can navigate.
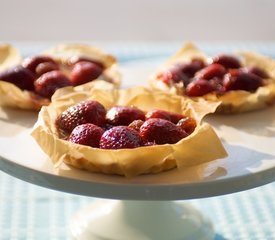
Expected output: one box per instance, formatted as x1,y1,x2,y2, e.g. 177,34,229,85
32,86,227,177
149,42,275,113
0,43,120,110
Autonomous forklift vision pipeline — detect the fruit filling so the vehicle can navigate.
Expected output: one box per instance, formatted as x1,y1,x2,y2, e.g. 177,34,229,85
157,54,269,97
0,55,107,99
56,100,197,149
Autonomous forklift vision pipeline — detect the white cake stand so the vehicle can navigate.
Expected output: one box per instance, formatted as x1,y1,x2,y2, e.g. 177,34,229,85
1,65,275,240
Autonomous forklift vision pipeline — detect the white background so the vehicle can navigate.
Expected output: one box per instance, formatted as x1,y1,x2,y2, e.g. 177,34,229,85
0,0,274,41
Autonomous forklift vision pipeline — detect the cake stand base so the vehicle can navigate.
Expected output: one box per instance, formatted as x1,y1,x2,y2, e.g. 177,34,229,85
70,200,214,240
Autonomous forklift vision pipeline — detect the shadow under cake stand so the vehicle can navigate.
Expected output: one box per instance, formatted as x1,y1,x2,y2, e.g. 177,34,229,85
1,105,275,240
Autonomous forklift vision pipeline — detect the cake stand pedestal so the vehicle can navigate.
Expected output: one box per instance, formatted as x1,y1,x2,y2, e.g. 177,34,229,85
70,200,214,240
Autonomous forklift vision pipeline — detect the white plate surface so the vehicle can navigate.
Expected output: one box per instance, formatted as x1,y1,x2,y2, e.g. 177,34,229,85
0,63,275,200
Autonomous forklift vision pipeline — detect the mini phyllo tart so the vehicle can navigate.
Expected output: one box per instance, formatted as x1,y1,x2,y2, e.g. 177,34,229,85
149,42,275,113
32,86,227,177
0,43,120,110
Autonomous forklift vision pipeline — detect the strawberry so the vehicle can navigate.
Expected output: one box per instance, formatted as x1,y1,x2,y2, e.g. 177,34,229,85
146,109,185,124
106,106,145,126
157,59,205,86
67,56,104,69
223,70,263,92
57,100,106,134
34,70,72,98
185,79,217,97
176,117,197,135
211,54,241,69
35,62,59,76
70,61,103,86
22,55,57,74
68,123,104,148
195,63,226,80
157,64,188,84
139,118,187,144
99,126,142,149
0,65,35,90
241,67,269,79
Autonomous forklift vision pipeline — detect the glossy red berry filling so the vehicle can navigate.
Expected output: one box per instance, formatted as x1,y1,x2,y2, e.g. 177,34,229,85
57,101,197,149
0,54,106,99
157,55,269,97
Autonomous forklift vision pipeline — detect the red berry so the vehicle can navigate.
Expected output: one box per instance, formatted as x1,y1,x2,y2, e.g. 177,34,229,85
195,64,226,80
185,79,217,97
57,100,107,134
106,106,145,126
146,109,185,124
223,70,263,92
209,78,225,93
68,123,104,148
67,56,104,69
158,59,205,87
157,65,188,85
242,67,269,79
99,126,142,149
34,70,72,98
212,54,241,69
179,59,206,86
0,65,35,90
36,62,59,76
70,61,103,86
176,117,197,135
180,59,206,78
22,55,57,74
189,58,206,71
139,118,187,145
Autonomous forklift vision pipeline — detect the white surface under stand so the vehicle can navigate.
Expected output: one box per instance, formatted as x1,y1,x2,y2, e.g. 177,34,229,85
1,65,275,239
